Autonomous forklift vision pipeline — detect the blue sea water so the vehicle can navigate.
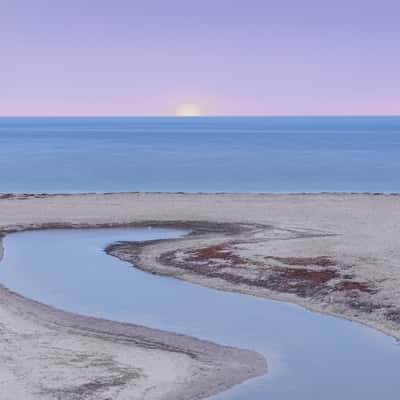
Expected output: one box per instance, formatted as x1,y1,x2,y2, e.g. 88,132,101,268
0,116,399,193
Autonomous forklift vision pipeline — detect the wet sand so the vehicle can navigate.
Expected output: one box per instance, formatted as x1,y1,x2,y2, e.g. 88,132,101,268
1,192,400,398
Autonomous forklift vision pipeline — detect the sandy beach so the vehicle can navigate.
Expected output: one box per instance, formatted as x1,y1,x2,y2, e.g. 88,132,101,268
1,192,400,398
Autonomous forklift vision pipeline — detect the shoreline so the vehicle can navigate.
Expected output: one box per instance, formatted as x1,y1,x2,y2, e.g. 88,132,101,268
1,192,400,397
2,191,400,199
0,226,266,400
105,220,400,343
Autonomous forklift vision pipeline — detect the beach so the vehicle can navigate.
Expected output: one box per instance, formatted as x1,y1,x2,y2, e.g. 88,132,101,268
1,192,400,398
3,0,400,397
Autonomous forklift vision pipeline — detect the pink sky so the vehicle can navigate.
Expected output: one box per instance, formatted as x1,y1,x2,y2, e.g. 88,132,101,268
1,0,399,116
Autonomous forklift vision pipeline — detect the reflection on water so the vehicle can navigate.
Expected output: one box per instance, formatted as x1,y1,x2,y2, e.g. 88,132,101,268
1,228,400,399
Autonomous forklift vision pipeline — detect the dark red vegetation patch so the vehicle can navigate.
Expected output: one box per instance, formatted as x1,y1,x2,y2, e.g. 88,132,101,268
335,280,376,294
272,267,339,283
266,256,336,267
189,244,245,264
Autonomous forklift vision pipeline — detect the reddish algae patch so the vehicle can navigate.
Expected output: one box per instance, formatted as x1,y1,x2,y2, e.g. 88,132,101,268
335,281,376,294
189,244,245,264
271,267,339,283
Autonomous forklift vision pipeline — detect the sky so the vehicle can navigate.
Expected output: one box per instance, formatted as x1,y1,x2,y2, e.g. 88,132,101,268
1,0,399,116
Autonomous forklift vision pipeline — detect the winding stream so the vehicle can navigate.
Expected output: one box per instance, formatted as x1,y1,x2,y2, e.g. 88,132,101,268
1,227,400,399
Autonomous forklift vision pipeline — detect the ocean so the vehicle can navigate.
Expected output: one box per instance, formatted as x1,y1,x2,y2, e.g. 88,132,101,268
1,116,399,193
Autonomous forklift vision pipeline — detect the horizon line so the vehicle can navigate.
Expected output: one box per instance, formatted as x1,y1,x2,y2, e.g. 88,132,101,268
0,114,399,118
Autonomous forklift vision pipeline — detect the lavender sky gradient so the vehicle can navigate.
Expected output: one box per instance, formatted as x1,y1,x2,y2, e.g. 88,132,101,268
1,0,399,116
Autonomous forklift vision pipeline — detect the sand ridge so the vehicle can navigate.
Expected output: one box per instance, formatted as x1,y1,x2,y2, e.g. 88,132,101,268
1,192,400,398
0,195,270,400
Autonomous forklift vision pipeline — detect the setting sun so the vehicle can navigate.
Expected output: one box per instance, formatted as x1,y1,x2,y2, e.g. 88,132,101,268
175,103,202,117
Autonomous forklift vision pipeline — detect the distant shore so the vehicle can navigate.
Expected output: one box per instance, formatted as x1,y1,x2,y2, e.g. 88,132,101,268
1,192,400,399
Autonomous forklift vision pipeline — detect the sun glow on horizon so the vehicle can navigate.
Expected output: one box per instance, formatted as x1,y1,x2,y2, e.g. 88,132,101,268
175,103,202,117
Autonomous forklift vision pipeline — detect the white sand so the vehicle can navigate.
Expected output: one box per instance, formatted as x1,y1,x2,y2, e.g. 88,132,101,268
0,193,270,400
1,192,400,398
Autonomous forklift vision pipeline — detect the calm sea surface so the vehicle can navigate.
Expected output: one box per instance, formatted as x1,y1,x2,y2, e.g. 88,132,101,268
1,116,399,193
